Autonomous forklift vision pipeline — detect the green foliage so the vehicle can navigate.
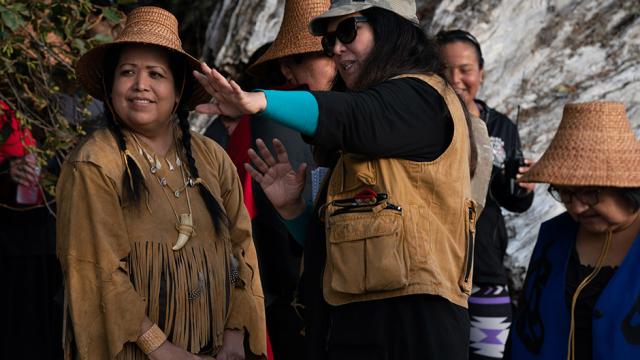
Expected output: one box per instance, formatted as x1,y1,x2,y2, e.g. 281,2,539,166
0,0,122,195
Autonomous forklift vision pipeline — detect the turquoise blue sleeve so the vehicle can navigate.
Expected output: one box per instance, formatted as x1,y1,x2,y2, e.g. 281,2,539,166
281,203,313,247
259,90,319,136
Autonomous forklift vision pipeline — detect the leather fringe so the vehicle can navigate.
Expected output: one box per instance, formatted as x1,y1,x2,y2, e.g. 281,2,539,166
116,241,231,359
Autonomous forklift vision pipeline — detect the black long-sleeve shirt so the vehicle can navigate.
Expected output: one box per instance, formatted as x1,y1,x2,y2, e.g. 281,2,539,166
311,77,453,161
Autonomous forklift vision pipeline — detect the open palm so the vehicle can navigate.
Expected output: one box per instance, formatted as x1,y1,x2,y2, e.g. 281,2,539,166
193,62,265,118
244,138,306,217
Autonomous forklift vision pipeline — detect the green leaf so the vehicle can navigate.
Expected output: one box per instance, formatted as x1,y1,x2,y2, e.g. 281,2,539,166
102,7,120,24
11,3,29,16
1,8,25,31
92,33,112,44
72,38,86,53
1,43,13,56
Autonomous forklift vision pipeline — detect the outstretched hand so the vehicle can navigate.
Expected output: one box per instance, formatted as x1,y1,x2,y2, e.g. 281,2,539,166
193,62,266,117
244,138,307,219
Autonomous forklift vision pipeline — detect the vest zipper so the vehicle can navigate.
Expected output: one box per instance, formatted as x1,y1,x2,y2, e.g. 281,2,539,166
464,206,475,283
329,202,402,217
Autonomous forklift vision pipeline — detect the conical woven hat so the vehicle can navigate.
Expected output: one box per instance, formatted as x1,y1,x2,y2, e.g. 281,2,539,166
248,0,330,76
523,101,640,187
75,6,209,110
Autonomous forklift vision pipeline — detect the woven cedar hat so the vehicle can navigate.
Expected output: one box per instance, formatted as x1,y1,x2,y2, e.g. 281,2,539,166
248,0,330,76
309,0,419,35
523,101,640,187
75,6,209,110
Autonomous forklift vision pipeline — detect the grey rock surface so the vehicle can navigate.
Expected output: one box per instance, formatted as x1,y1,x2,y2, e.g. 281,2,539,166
203,0,285,76
424,0,640,290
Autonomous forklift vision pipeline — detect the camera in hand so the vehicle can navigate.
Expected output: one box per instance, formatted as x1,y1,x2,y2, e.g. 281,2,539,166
504,148,525,197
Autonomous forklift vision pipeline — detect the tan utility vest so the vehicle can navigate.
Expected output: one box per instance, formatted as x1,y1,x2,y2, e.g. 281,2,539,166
321,74,476,308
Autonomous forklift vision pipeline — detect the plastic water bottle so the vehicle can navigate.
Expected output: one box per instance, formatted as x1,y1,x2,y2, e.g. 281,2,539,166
16,154,41,205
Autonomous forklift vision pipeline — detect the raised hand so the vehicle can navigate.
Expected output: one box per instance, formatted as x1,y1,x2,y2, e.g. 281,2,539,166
244,138,307,219
193,62,266,117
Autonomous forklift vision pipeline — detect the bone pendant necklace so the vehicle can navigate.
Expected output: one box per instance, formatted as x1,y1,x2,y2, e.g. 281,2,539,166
168,156,195,250
174,212,194,250
131,132,196,250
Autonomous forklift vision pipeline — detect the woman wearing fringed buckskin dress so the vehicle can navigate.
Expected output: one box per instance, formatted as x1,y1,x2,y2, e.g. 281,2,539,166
57,7,265,360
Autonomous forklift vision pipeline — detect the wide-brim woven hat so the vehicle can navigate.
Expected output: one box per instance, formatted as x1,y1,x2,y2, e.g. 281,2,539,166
309,0,419,35
248,0,330,76
75,6,210,110
523,101,640,187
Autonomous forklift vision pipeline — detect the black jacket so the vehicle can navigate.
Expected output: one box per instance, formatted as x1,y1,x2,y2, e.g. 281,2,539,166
473,99,534,286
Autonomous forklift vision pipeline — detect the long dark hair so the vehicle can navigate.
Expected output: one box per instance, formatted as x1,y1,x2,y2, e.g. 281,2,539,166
350,8,476,176
351,7,445,90
103,45,228,234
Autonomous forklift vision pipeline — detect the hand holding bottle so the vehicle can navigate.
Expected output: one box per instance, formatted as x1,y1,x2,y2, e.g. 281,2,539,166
9,154,39,187
10,154,41,204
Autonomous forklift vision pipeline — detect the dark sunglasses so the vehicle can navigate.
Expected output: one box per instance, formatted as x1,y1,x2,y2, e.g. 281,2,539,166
321,16,368,57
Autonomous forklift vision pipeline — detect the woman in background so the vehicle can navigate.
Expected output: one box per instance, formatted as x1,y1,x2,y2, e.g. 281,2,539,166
438,29,535,360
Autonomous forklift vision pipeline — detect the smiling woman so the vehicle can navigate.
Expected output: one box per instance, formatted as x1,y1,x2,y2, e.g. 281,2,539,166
436,30,536,360
110,45,178,140
56,6,265,360
320,13,374,89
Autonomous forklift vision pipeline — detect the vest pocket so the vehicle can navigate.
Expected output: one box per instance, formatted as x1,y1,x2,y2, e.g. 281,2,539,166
327,208,406,294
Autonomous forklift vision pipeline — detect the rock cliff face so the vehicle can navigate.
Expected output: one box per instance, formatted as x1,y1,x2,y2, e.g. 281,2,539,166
202,0,640,289
202,0,284,75
191,0,284,134
424,0,640,289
